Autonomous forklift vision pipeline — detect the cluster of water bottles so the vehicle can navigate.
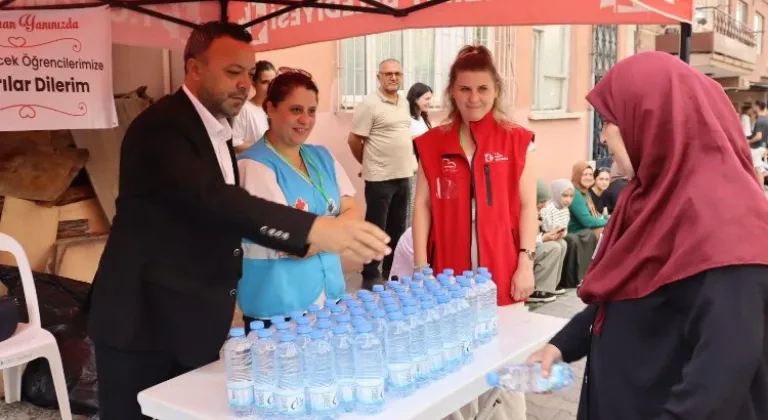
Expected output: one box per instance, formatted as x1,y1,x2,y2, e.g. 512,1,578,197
223,266,504,419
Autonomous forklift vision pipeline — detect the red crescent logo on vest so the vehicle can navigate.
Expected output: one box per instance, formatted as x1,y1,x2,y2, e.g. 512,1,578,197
294,197,309,211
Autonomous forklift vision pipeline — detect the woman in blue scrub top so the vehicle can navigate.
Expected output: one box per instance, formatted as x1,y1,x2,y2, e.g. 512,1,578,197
237,69,362,331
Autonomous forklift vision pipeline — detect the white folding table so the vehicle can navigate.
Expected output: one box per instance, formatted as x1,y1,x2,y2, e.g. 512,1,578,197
138,308,568,420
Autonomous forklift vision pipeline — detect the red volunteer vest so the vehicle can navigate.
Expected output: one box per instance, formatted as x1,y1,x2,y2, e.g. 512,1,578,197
414,112,533,306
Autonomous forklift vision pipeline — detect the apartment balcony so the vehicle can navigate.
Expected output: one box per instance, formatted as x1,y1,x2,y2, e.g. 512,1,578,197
655,7,757,81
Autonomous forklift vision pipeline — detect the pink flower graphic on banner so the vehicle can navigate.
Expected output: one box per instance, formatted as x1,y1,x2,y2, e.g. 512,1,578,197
0,102,88,119
0,36,82,52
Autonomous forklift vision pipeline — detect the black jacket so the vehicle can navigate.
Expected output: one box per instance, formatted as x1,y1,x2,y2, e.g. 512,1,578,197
86,89,317,366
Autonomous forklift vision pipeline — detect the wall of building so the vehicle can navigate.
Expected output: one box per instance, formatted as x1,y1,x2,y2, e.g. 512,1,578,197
111,25,642,209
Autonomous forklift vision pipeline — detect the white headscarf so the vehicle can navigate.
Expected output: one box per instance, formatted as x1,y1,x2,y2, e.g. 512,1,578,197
551,179,575,209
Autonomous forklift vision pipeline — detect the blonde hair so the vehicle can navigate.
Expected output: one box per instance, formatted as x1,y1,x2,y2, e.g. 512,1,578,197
443,45,511,128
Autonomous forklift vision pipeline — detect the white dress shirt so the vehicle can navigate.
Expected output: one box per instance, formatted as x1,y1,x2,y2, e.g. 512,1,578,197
182,85,235,185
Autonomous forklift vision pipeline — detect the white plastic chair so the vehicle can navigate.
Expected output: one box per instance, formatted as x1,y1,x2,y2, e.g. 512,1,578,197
0,232,72,420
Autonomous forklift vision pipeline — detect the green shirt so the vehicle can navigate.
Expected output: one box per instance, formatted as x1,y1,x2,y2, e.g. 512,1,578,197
568,189,609,232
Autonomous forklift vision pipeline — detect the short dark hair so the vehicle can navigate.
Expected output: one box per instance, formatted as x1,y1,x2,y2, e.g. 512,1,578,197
253,60,277,83
183,21,252,71
264,69,319,110
757,100,767,111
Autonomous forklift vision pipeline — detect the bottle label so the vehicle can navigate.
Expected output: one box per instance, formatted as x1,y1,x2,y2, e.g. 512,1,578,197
388,365,413,388
428,352,444,372
275,389,305,414
355,379,385,405
413,359,429,380
338,380,355,403
462,340,473,356
309,385,339,412
227,381,254,407
253,389,274,409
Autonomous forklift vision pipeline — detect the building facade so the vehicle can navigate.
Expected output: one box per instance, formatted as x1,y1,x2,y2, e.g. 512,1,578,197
111,24,642,211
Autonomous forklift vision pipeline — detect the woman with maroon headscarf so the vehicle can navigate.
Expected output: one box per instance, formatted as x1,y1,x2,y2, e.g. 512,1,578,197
526,51,768,420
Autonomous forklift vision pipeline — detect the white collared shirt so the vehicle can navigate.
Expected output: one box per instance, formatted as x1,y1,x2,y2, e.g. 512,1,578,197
182,85,235,185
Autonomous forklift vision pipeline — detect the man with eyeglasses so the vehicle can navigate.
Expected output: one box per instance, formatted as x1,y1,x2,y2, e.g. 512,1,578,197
348,58,414,288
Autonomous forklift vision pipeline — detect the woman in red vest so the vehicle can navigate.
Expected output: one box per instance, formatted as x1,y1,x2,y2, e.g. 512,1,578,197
411,45,538,306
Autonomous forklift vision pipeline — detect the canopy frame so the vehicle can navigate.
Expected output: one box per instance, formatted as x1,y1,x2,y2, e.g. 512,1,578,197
0,0,693,62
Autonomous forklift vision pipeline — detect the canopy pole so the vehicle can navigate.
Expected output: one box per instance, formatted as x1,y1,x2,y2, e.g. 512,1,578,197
220,0,228,22
679,22,692,63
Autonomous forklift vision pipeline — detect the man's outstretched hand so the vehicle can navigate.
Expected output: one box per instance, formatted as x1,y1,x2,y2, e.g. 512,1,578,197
307,217,391,264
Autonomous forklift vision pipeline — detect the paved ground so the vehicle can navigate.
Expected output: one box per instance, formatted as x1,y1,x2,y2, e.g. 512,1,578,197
0,279,586,420
525,290,586,420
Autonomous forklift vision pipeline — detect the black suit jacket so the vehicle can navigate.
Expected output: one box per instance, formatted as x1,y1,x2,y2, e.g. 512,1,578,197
86,89,317,366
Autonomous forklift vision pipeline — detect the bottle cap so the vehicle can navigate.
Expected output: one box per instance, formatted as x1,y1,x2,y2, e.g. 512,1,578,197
295,316,310,326
296,325,312,335
270,315,285,325
443,268,454,275
336,313,351,323
249,320,265,331
256,328,273,338
403,306,417,316
354,321,373,333
229,327,245,338
310,329,326,340
278,333,296,342
307,304,321,312
486,372,500,387
316,311,331,319
333,324,348,335
372,284,385,292
387,311,404,321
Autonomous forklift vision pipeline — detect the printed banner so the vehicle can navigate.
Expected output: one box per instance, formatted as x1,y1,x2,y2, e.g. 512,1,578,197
238,0,696,53
0,6,117,131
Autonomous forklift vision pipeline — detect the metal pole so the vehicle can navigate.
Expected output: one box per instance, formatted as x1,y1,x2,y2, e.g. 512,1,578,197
219,0,229,22
679,22,692,63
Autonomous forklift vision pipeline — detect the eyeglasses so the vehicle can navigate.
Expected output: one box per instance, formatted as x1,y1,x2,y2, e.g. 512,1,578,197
379,71,402,78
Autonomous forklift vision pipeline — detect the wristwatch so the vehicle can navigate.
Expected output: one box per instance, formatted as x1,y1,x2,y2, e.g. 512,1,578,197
519,248,536,261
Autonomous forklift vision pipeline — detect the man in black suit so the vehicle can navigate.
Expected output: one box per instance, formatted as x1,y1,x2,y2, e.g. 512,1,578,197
86,22,390,419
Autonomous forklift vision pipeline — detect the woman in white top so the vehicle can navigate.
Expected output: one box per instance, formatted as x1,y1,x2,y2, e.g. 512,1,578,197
232,60,276,154
405,82,433,227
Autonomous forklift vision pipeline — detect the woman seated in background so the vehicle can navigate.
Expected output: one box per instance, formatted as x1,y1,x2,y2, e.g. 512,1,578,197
557,163,604,288
237,70,362,332
530,180,568,303
569,161,609,237
588,166,611,215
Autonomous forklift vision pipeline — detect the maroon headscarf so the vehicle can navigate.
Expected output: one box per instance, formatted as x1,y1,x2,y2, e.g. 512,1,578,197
580,51,768,334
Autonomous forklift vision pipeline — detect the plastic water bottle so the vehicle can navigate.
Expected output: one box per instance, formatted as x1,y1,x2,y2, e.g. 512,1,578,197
290,311,305,329
275,321,292,340
486,362,577,393
457,276,480,346
271,315,286,330
340,293,354,310
246,320,265,344
412,272,425,287
359,293,375,305
349,306,368,322
316,318,334,341
335,313,355,335
369,309,388,350
307,304,321,324
436,293,461,373
295,315,311,329
474,276,492,344
224,328,255,417
251,328,277,417
482,274,499,337
275,333,306,418
363,301,379,314
423,267,435,283
384,312,414,396
352,321,386,414
331,325,356,413
450,289,473,365
443,268,455,283
371,284,385,303
420,301,445,379
402,306,429,388
463,270,475,286
306,330,339,419
330,304,345,323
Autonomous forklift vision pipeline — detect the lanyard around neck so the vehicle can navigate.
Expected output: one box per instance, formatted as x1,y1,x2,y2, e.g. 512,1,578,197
264,136,334,212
